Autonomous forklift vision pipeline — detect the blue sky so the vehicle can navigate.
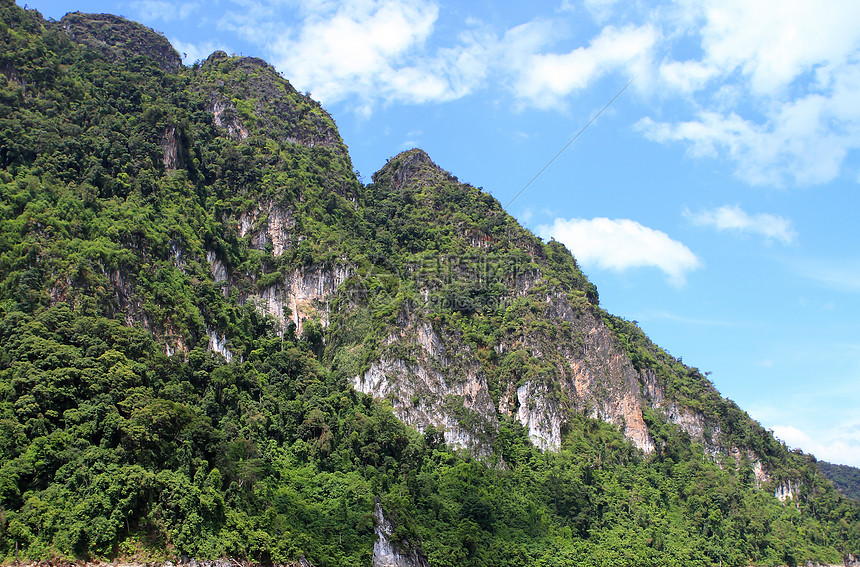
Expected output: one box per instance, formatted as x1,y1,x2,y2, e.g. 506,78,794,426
24,0,860,467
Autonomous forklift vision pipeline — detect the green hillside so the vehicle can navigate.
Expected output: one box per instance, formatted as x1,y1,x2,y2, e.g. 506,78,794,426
0,2,858,566
820,462,860,501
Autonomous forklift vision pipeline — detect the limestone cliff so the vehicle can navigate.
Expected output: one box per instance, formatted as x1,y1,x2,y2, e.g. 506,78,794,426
372,501,429,567
48,9,788,487
2,4,846,564
321,149,778,480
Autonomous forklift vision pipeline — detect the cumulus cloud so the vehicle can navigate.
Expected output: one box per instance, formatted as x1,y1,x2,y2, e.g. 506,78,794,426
537,217,702,286
692,0,860,96
206,0,860,185
773,422,860,468
684,205,796,244
218,0,493,107
643,0,860,186
266,0,438,103
581,0,624,24
658,60,719,94
637,84,860,186
214,0,657,112
509,24,657,109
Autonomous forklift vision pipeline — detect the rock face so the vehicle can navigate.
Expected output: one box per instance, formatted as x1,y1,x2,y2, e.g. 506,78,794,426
208,93,250,141
775,480,797,502
162,126,181,170
248,266,352,336
641,369,724,450
60,12,182,72
352,278,656,455
208,329,232,362
340,151,659,455
353,320,499,454
238,202,296,257
372,501,429,567
206,251,228,284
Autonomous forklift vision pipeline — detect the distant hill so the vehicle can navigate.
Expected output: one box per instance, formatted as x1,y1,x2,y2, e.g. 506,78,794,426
820,461,860,500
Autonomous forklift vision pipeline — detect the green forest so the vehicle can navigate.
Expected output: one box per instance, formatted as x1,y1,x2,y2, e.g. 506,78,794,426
0,2,858,565
819,462,860,502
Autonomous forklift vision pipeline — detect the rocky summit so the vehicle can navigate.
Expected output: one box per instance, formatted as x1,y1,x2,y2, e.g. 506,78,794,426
0,2,858,566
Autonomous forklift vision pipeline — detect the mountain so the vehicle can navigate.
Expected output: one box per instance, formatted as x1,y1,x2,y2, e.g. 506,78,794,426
820,462,860,501
1,2,859,566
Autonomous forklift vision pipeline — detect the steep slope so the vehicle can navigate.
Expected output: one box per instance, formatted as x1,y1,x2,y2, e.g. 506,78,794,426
340,149,653,455
60,12,182,72
0,3,858,566
335,148,788,489
820,462,860,501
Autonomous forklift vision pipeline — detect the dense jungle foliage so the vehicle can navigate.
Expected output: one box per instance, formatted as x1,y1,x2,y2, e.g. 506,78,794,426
819,462,860,502
0,2,859,565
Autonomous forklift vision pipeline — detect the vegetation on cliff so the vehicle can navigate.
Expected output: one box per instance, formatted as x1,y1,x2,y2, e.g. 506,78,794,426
0,2,858,566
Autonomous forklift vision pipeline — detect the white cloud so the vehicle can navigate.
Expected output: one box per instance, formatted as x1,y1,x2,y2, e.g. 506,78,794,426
637,84,860,186
510,24,657,109
642,0,860,186
684,204,796,244
267,0,440,103
773,422,860,468
537,217,702,286
215,1,656,112
581,0,623,24
220,0,493,107
204,0,860,185
658,60,718,94
694,0,860,96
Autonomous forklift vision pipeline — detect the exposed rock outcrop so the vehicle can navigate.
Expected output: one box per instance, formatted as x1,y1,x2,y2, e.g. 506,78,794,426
162,126,181,170
238,202,296,256
350,267,657,455
208,329,232,362
775,480,797,502
373,500,429,567
640,368,772,478
641,369,724,452
353,320,498,456
246,266,352,336
208,91,250,141
206,250,228,285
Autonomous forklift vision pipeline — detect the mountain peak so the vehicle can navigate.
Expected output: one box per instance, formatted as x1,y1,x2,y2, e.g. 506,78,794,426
196,50,346,151
373,148,455,191
60,12,182,72
391,147,433,164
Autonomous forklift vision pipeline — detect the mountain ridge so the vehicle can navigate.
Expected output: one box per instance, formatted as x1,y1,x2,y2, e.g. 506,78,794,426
60,11,182,72
1,3,858,565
